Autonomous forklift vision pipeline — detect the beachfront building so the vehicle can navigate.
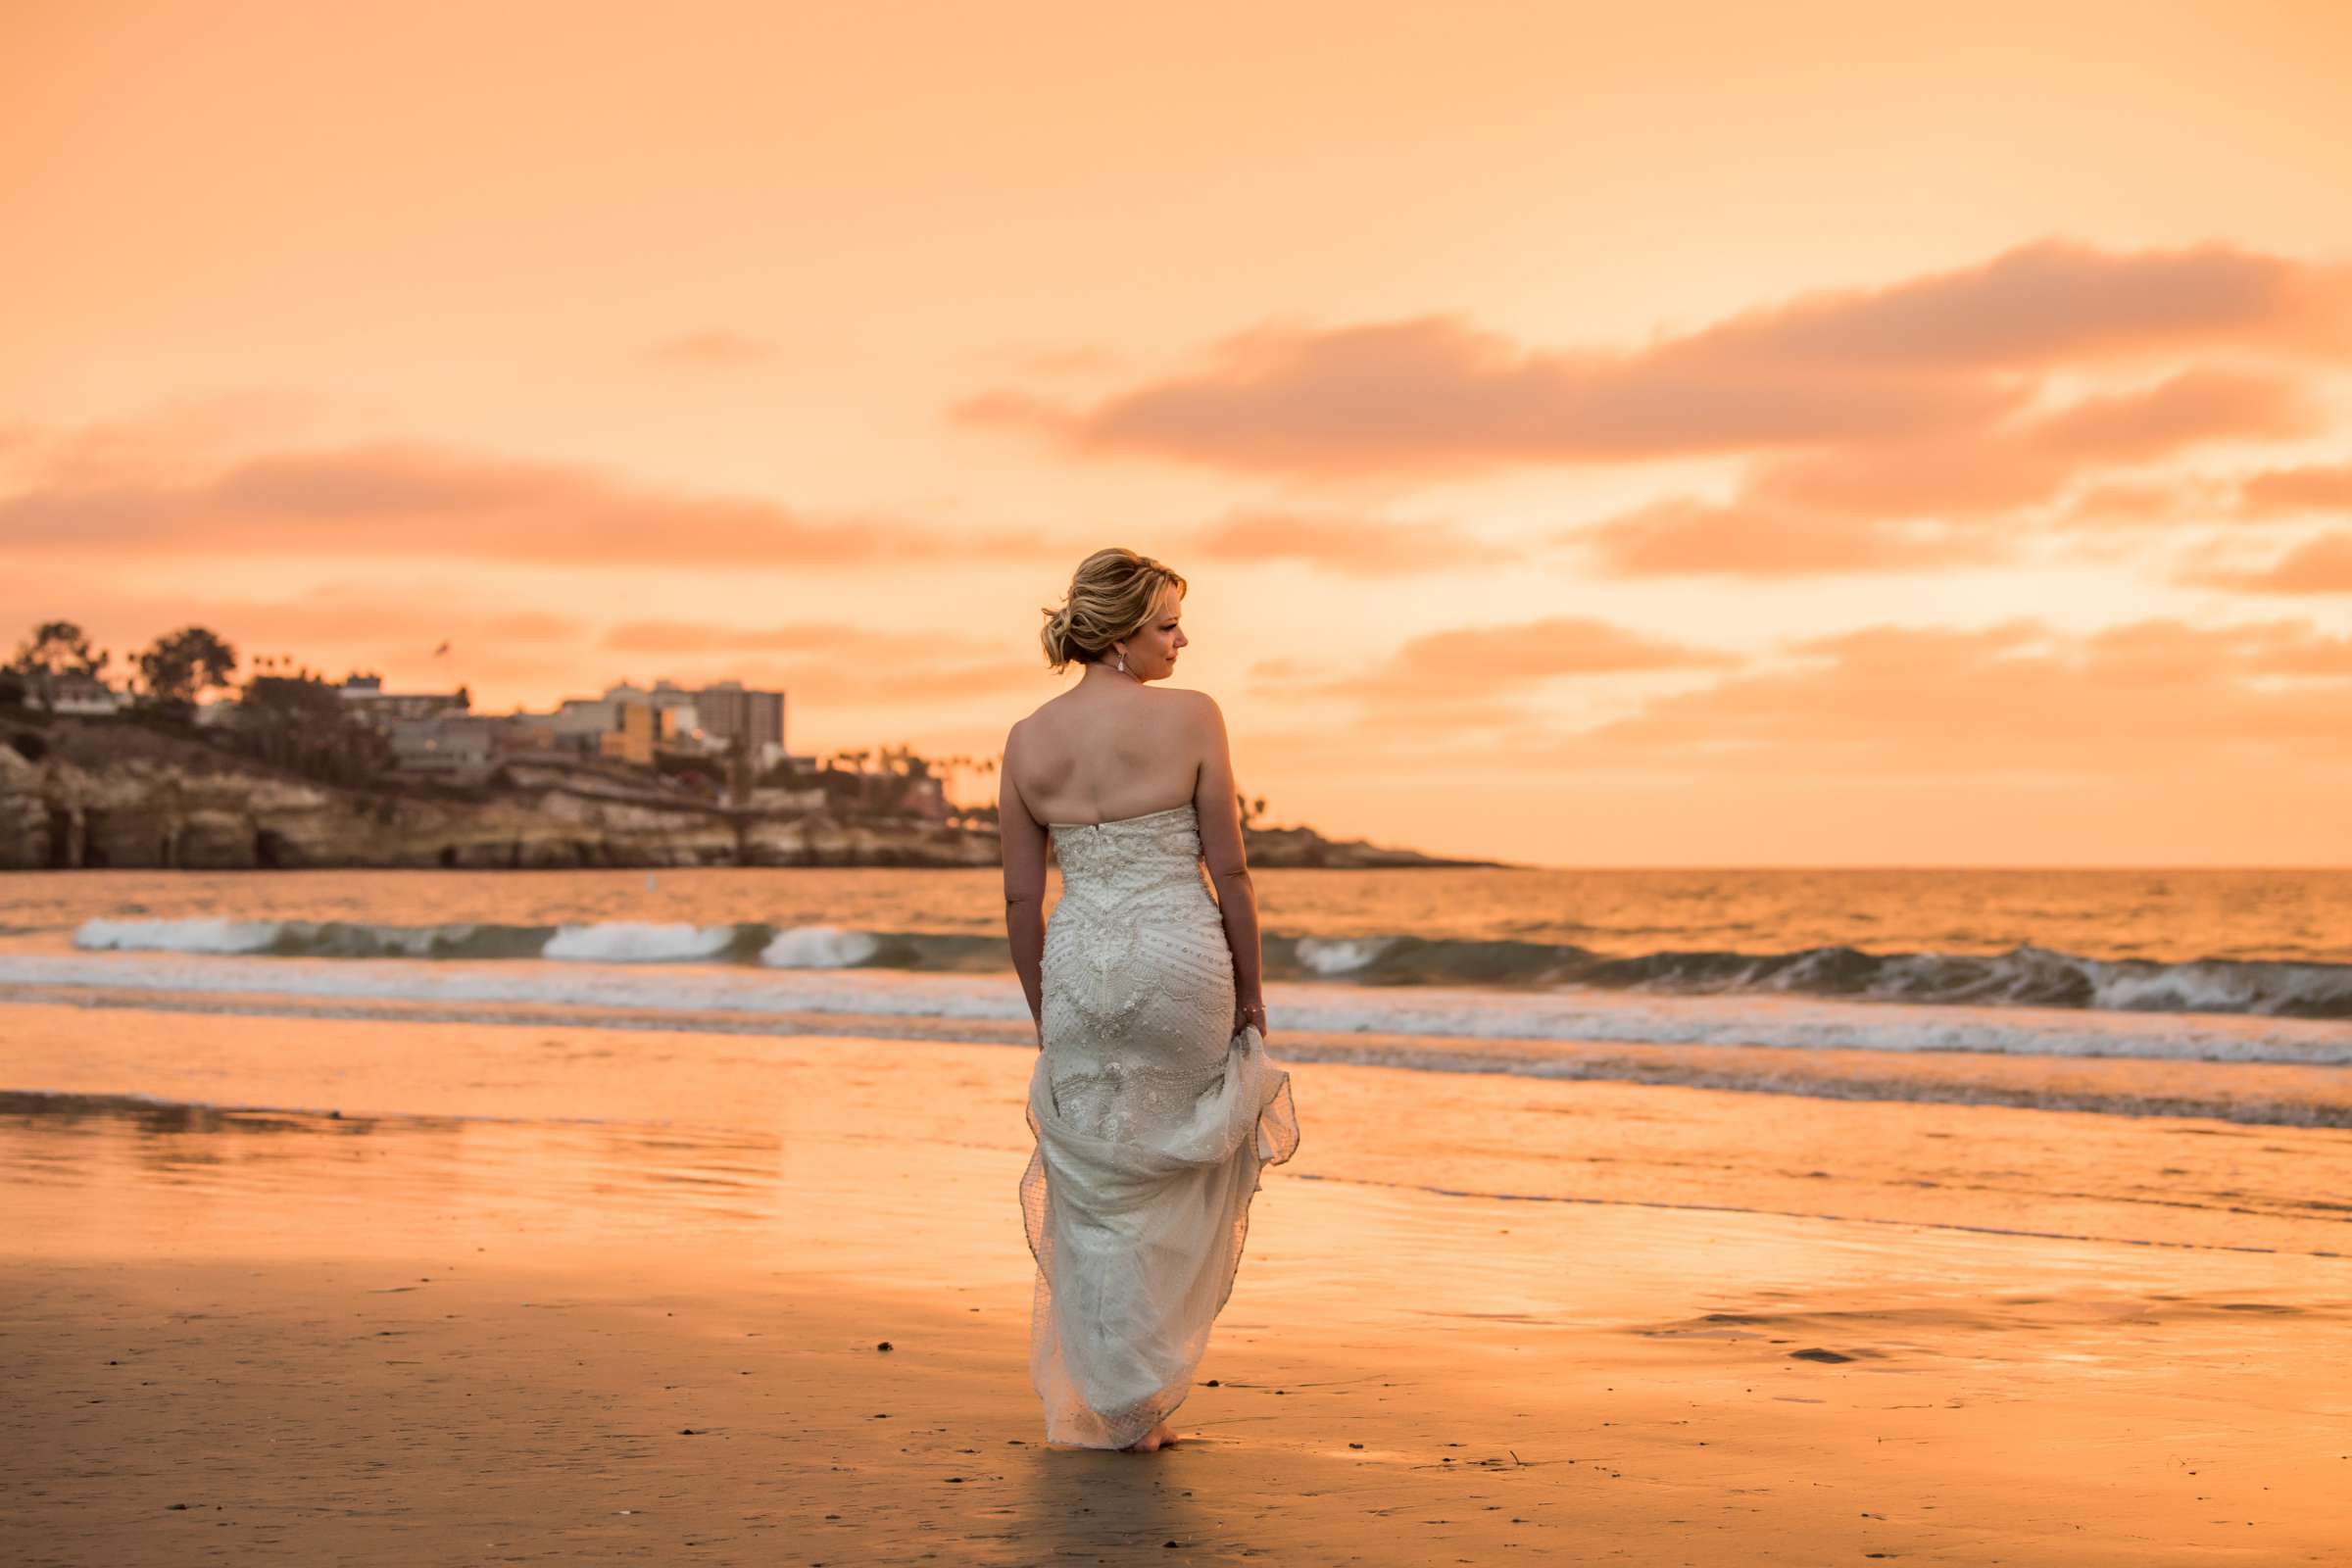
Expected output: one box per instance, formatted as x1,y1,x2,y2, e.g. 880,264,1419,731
551,685,672,765
515,678,784,773
339,674,469,722
387,713,499,777
597,700,660,766
691,680,786,769
493,710,562,754
551,697,617,751
644,680,705,739
901,772,950,822
46,671,125,715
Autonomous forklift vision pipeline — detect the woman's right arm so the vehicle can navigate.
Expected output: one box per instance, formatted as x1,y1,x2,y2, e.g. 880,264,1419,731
1190,693,1266,1038
999,725,1049,1046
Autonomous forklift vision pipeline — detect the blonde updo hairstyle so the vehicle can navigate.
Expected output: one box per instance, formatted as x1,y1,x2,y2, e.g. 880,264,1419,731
1041,548,1188,672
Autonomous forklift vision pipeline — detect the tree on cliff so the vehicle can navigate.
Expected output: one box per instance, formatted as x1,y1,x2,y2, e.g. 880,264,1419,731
235,670,392,786
7,621,111,711
134,626,239,710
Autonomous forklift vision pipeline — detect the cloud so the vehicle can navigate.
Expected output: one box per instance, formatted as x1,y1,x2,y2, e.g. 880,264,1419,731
2054,479,2210,529
602,620,913,656
645,330,777,367
2030,366,2315,460
1568,495,2012,577
1246,614,2352,783
1554,367,2320,576
1017,345,1127,377
2236,461,2352,516
8,574,1054,712
658,653,1041,707
955,239,2351,477
1676,240,2341,370
598,619,1039,708
956,314,2021,475
1184,510,1522,575
1545,616,2352,772
0,390,330,491
2179,531,2352,595
0,439,1052,565
2059,455,2352,533
1273,615,1740,723
2,577,594,694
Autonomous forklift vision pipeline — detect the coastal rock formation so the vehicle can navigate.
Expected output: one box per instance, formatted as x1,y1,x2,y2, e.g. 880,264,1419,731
1240,823,1494,869
0,717,1494,872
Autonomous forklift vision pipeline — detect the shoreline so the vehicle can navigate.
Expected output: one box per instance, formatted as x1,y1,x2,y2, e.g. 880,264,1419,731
9,982,2352,1132
5,1012,2346,1564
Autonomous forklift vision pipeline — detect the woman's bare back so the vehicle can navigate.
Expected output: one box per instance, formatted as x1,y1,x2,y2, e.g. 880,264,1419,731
1007,683,1209,826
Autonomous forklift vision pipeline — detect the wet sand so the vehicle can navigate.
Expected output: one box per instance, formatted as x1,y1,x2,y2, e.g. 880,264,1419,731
2,1003,2347,1564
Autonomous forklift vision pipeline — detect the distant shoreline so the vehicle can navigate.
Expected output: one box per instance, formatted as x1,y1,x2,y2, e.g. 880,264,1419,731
2,713,1504,873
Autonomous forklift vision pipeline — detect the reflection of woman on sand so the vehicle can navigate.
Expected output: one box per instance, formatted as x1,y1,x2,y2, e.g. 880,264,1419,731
998,547,1300,1452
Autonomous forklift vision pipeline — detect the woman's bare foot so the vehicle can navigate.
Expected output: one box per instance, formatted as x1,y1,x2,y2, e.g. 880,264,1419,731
1124,1418,1185,1452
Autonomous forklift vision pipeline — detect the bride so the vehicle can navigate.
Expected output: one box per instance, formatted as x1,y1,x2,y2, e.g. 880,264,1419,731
1000,547,1301,1453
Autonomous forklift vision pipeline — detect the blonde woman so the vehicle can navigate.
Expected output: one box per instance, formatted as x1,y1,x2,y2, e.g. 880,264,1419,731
1001,547,1300,1453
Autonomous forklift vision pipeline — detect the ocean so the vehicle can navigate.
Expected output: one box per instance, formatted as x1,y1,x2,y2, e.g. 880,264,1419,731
3,865,2347,1129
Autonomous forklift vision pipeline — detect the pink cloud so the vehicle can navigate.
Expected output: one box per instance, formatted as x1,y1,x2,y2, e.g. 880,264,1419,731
1273,615,1740,726
2237,462,2352,516
2,578,594,696
645,330,777,367
1677,240,2338,370
602,620,916,656
598,620,1037,708
1186,510,1522,575
2180,532,2352,595
1568,495,2012,577
956,239,2350,477
1559,367,2318,575
956,314,2020,475
0,439,1052,565
1723,367,2315,521
1551,616,2352,771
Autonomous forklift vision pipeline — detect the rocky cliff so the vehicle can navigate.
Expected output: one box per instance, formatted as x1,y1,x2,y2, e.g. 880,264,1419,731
0,735,994,871
0,717,1496,871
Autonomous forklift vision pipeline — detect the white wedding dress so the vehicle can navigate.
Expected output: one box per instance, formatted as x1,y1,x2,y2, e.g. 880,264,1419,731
1019,801,1300,1448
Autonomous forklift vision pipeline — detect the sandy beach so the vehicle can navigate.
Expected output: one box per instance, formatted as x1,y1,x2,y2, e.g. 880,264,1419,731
18,1,2352,1560
3,1001,2345,1565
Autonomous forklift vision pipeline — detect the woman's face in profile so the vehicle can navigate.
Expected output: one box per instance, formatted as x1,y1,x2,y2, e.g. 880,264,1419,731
1123,585,1188,681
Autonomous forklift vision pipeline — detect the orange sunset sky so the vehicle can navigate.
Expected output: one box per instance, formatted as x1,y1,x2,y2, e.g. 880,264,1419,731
7,1,2352,867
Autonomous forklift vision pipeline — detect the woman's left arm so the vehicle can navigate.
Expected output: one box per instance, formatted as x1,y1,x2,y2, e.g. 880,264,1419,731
999,727,1049,1046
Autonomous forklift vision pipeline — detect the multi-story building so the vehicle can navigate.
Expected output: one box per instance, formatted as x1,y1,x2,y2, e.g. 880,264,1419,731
690,681,785,766
514,678,783,771
645,680,705,739
552,697,625,750
597,700,660,766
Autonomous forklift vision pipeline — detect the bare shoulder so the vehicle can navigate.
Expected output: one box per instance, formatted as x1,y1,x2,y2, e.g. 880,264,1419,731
1166,687,1222,721
1005,695,1061,744
1002,710,1047,773
1169,687,1226,737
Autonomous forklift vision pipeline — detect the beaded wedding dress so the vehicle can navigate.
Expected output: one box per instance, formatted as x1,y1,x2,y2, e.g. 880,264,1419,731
1019,801,1300,1448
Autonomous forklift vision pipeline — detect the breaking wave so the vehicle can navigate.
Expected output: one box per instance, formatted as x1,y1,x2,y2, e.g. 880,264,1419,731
68,918,2352,1019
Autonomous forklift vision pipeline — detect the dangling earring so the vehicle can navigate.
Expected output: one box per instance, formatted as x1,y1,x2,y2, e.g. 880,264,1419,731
1114,649,1128,674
